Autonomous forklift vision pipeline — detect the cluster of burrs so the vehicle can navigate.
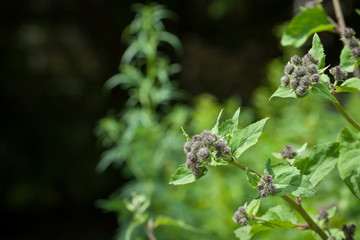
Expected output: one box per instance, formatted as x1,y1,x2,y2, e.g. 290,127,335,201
280,145,297,159
280,53,320,97
183,130,231,177
232,206,249,226
257,174,276,197
329,65,348,82
341,224,356,240
343,27,360,58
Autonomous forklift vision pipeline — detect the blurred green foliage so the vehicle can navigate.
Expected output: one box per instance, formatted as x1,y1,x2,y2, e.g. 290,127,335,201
96,3,360,240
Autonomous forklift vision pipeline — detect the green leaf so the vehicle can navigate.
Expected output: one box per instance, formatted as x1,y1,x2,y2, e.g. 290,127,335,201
356,9,360,16
154,216,203,233
320,73,330,85
337,127,360,155
310,83,338,103
229,118,269,159
211,109,224,135
265,161,317,197
245,199,260,218
158,31,183,55
262,205,297,223
309,33,325,68
246,168,261,188
169,164,196,185
339,45,360,72
281,6,334,47
327,206,337,219
234,225,252,240
295,142,339,186
269,85,296,101
338,149,360,198
219,108,240,136
336,77,360,93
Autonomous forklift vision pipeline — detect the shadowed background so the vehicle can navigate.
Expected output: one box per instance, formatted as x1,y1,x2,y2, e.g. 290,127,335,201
1,0,359,239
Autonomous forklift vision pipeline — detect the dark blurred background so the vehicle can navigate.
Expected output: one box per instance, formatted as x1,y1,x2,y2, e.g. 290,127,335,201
0,0,359,239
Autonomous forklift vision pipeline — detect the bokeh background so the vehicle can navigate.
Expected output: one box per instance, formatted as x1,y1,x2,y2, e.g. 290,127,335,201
1,0,360,239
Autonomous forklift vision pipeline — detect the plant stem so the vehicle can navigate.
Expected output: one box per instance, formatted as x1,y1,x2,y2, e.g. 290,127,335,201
332,100,360,131
142,222,157,240
281,195,328,240
332,0,346,33
227,157,328,239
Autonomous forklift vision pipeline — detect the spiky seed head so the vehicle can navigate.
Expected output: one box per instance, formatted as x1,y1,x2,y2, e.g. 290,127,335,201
203,134,216,146
280,76,290,87
306,64,318,75
183,141,192,154
223,146,231,155
290,77,299,90
300,76,311,87
294,66,306,77
201,129,211,137
192,134,202,142
259,189,267,197
302,53,317,66
186,152,197,162
343,27,356,39
295,86,308,97
262,174,272,183
257,182,264,190
197,147,210,160
310,74,320,83
284,64,295,75
280,145,297,159
349,39,359,49
351,48,360,58
191,141,202,152
290,55,302,65
215,140,226,152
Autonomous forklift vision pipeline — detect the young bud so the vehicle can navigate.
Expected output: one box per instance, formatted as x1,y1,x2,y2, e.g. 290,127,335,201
290,77,299,90
192,134,202,142
201,129,211,137
192,166,204,177
233,206,249,226
306,64,318,75
330,66,348,81
185,159,194,169
284,64,295,75
302,53,317,66
280,145,297,159
223,146,231,155
197,147,210,160
294,66,306,77
257,182,264,190
203,134,216,146
351,48,360,58
268,183,276,195
310,74,320,83
191,141,202,152
295,86,308,97
215,140,226,152
300,76,311,87
262,174,272,183
290,55,302,65
186,152,197,162
259,189,267,197
280,75,290,87
316,209,328,220
183,141,192,154
348,39,359,49
343,27,356,39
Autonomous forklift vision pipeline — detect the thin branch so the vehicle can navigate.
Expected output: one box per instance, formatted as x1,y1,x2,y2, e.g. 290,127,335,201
332,0,346,33
332,100,360,131
227,158,328,239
